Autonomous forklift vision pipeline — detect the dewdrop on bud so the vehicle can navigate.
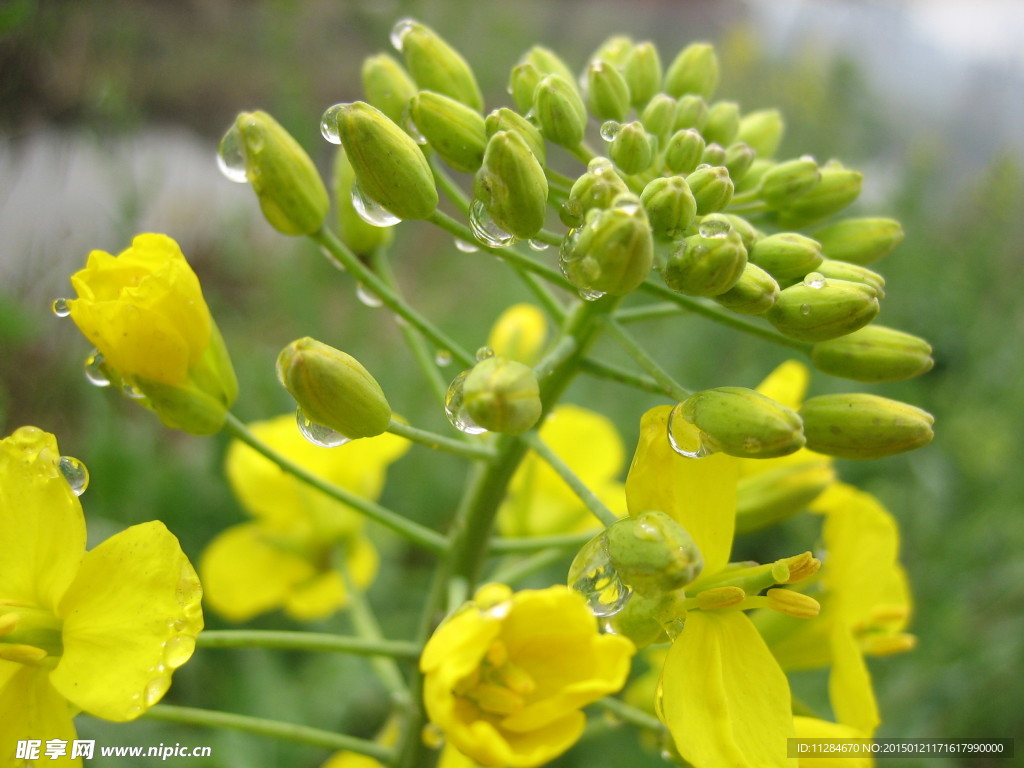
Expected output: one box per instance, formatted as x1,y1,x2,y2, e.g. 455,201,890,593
665,42,719,99
333,147,393,255
361,53,418,126
606,511,703,596
660,214,747,297
609,121,654,175
534,75,588,148
396,19,483,110
560,197,654,297
766,278,880,342
811,325,934,382
812,217,905,266
461,356,542,435
409,91,487,173
474,130,548,240
814,259,886,298
561,160,630,226
677,387,806,459
800,393,935,460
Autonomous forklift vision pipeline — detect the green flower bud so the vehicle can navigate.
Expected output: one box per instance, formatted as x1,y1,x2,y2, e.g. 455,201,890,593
623,41,662,109
814,259,886,297
561,159,630,226
713,262,779,315
736,461,835,533
800,393,935,460
534,75,588,148
523,45,579,91
485,107,546,164
606,511,703,595
396,20,483,111
758,157,821,208
277,337,391,440
664,128,706,175
328,101,438,220
609,121,655,175
686,164,734,214
361,53,418,126
734,157,774,193
333,147,393,255
673,94,709,131
560,197,654,296
700,142,727,166
766,277,880,342
474,130,547,239
640,93,678,144
776,161,863,228
640,176,696,238
661,214,747,297
723,213,763,251
811,325,934,382
665,42,719,98
679,386,806,459
702,101,740,146
409,91,487,173
590,35,635,68
723,142,756,183
508,62,543,114
585,59,631,122
749,232,824,281
226,111,328,236
462,356,542,435
812,217,905,265
736,108,785,158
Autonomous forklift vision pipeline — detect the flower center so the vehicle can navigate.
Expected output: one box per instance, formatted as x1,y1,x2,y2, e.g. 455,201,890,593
0,602,63,667
456,639,537,717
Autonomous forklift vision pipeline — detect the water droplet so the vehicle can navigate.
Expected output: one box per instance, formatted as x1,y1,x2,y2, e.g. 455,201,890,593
145,675,172,707
693,162,711,172
469,199,515,248
51,298,70,317
799,303,812,316
803,271,826,289
612,196,641,216
742,436,763,453
560,197,584,227
163,635,196,669
57,455,89,496
351,181,401,227
390,18,417,51
296,407,351,448
600,120,622,142
216,125,249,183
667,404,715,459
454,238,479,253
319,103,346,145
444,371,488,435
435,349,452,367
587,157,615,176
356,282,383,308
475,346,494,361
122,382,146,400
698,217,731,239
404,112,429,145
421,723,445,750
83,352,111,387
579,288,606,301
568,534,632,617
527,238,549,252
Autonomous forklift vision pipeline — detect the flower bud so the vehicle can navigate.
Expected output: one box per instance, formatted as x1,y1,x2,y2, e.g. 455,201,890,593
609,121,654,175
812,217,905,266
639,93,677,144
623,41,662,109
776,161,863,228
487,303,548,366
800,393,935,459
409,91,487,173
603,590,678,648
723,142,756,182
673,94,709,131
560,198,654,296
758,157,821,208
462,356,542,435
736,461,835,533
640,176,696,238
700,142,726,166
734,158,774,193
474,130,548,239
508,62,543,114
485,107,546,164
678,386,806,459
686,165,734,214
607,511,703,595
749,232,824,281
814,259,886,297
226,111,328,236
590,35,634,68
561,159,630,226
701,101,740,147
585,59,631,121
333,147,393,255
713,262,779,315
736,108,784,158
766,277,880,342
811,325,934,382
660,214,747,297
664,129,706,175
361,53,418,125
723,213,762,251
534,75,588,148
398,20,483,111
277,337,391,440
523,45,579,91
665,42,719,98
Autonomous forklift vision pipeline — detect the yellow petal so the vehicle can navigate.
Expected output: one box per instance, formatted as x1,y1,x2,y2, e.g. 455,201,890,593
626,406,739,575
51,522,203,721
828,623,879,736
793,717,874,767
438,743,482,768
0,427,86,612
755,360,809,411
0,663,80,765
660,610,796,767
284,536,380,620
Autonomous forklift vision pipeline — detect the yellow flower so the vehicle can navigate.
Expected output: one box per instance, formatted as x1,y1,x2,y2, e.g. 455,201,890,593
0,426,202,763
67,233,237,435
200,414,408,622
487,303,548,366
499,405,626,536
421,584,634,767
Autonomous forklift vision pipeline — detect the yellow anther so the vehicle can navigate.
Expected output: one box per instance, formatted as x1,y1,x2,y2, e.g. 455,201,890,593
453,667,481,696
868,604,910,625
766,588,820,618
500,662,536,696
770,561,791,583
474,583,513,611
861,632,917,656
0,613,19,637
781,551,821,583
0,643,48,664
486,639,509,668
471,683,525,716
695,586,746,610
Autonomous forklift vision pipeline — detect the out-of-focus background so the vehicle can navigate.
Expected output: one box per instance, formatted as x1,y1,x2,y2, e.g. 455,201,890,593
2,0,1022,765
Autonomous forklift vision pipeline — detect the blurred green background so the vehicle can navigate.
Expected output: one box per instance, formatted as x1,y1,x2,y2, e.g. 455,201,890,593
1,0,1022,766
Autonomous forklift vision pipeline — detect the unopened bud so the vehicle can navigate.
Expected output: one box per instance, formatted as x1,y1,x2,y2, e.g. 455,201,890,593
560,198,654,296
665,42,719,99
398,20,482,110
758,157,821,208
736,461,835,533
664,128,706,175
736,108,784,158
534,75,588,148
800,393,934,459
462,356,542,435
766,277,879,342
487,303,548,366
609,121,655,175
814,259,886,297
523,45,578,91
734,158,774,194
361,53,418,126
508,62,544,114
590,35,634,68
700,142,726,167
640,176,696,238
811,325,934,382
702,101,740,147
333,147,393,255
640,93,678,144
661,214,747,297
623,41,662,109
713,262,779,315
277,338,391,440
812,217,905,266
723,213,762,250
673,94,709,131
607,510,703,595
485,108,546,165
777,161,863,228
474,130,548,239
562,159,630,226
585,59,631,121
686,165,734,214
409,91,487,173
749,232,824,281
679,386,806,459
723,142,756,183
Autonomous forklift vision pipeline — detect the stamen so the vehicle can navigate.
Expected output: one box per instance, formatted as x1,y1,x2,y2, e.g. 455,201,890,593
471,683,525,715
766,588,820,618
861,632,916,656
500,662,536,696
0,643,48,664
694,586,745,610
0,613,19,637
486,639,509,668
781,551,821,583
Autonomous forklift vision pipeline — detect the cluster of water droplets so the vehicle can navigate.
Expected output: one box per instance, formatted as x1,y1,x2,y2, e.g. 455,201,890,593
568,534,632,618
666,403,716,459
443,347,495,435
468,199,515,248
296,407,351,448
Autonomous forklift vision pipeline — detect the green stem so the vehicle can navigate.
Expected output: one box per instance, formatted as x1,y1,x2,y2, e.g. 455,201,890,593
521,432,618,527
579,357,665,396
223,413,448,555
430,158,472,216
386,419,496,461
613,302,686,324
196,630,421,658
595,697,666,734
600,317,693,401
545,166,576,190
489,531,595,553
490,547,573,586
145,704,393,761
569,141,597,164
531,228,564,247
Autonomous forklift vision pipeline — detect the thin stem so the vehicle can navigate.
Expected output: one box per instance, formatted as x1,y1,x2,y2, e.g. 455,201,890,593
579,357,666,396
568,141,597,165
490,547,573,585
386,419,496,461
196,630,420,658
490,531,596,554
595,697,666,734
600,317,693,401
613,302,686,324
430,158,471,216
517,269,568,323
531,228,564,247
223,413,448,555
545,166,576,190
521,432,618,528
145,705,393,760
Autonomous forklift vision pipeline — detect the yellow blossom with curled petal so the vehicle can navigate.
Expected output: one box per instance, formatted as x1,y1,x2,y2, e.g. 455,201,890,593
421,584,634,767
67,233,237,435
0,427,202,765
200,414,408,622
